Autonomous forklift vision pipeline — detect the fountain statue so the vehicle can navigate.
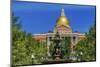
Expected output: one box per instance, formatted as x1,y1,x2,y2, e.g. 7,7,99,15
42,32,71,64
51,32,63,60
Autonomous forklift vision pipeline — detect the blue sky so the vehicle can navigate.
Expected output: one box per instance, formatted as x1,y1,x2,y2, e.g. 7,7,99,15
12,1,96,34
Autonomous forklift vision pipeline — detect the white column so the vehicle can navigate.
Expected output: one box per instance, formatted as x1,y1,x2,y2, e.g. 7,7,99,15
75,36,78,45
71,35,74,53
47,36,51,57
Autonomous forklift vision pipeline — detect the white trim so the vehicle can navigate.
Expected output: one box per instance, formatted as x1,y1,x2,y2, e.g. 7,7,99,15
17,0,96,6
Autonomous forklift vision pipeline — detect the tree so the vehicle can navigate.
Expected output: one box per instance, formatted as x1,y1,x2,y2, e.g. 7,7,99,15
74,24,96,62
62,37,71,58
12,15,47,66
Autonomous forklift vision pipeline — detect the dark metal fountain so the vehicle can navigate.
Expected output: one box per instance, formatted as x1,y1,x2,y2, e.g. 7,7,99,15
42,32,70,64
52,32,63,60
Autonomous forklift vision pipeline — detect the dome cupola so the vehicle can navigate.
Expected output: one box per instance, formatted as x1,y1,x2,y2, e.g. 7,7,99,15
56,8,69,27
54,8,72,33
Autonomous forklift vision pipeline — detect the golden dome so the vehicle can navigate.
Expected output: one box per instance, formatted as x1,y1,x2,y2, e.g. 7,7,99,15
56,8,69,27
56,16,69,27
54,8,72,33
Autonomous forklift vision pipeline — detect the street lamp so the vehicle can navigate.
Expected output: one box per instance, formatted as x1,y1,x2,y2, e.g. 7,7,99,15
76,54,80,61
80,52,83,55
80,51,83,61
31,54,35,64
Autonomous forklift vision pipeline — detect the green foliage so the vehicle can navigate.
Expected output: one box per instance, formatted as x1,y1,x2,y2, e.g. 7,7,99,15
49,42,55,57
75,24,96,61
12,15,47,66
62,37,71,57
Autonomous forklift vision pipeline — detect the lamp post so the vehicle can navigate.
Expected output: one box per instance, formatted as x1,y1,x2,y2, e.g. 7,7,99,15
76,54,80,61
80,51,83,61
31,54,35,64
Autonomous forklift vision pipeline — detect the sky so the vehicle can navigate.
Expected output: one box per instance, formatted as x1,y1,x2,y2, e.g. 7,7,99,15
12,0,96,34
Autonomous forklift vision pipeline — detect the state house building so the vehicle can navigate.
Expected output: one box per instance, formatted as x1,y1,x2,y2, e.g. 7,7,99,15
33,8,85,56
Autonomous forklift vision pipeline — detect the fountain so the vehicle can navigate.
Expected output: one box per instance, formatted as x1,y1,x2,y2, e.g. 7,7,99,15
51,32,63,60
42,32,71,64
